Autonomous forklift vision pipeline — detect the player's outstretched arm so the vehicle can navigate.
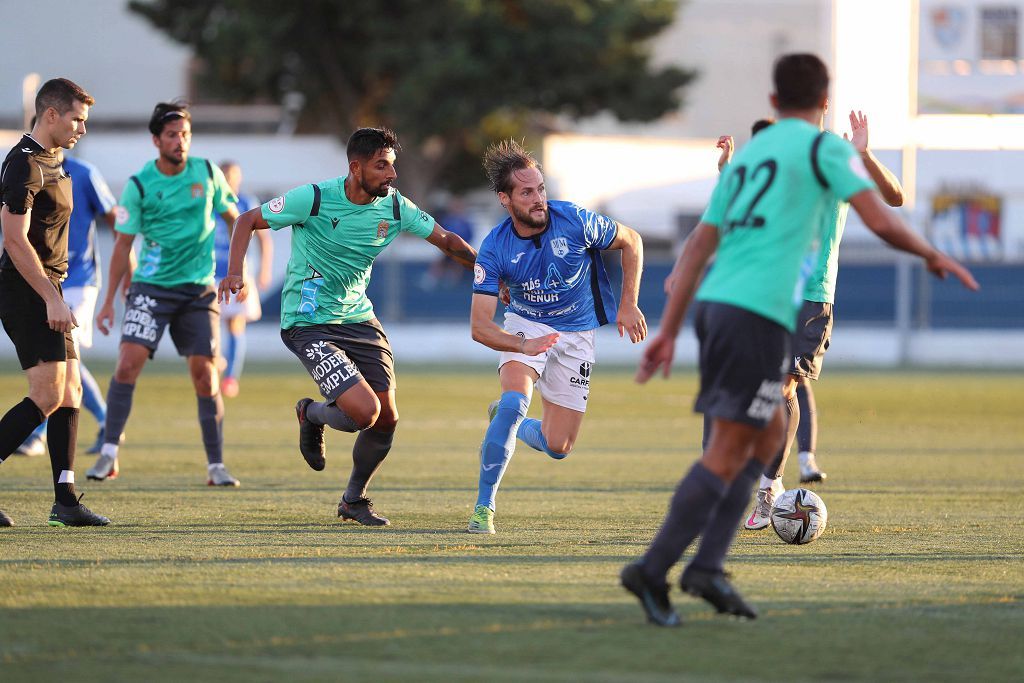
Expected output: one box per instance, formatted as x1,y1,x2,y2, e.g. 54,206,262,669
470,293,558,355
97,231,136,335
636,222,719,383
847,110,904,208
848,190,979,290
426,224,477,270
606,224,647,343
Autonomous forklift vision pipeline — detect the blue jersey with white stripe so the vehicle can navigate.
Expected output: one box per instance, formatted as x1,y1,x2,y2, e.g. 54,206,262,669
214,192,258,279
63,157,116,288
473,200,618,331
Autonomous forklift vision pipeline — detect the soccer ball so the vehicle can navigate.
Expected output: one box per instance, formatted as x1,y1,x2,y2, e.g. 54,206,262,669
770,488,827,545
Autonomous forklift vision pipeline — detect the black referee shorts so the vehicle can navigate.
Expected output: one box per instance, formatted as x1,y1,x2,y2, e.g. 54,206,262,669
0,269,77,370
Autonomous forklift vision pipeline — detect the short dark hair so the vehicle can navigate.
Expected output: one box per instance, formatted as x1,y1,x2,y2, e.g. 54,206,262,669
149,101,191,136
773,53,830,110
483,139,541,194
346,127,400,161
35,78,94,117
751,118,775,136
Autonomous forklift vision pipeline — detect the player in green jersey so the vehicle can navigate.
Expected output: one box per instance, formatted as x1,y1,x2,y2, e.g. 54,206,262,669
219,127,476,526
622,53,978,627
741,109,907,530
89,102,241,487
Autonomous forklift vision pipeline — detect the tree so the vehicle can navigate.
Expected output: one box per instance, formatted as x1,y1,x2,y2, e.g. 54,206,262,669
129,0,695,196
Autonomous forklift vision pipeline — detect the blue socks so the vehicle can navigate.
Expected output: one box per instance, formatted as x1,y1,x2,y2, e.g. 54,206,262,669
517,418,567,460
225,330,246,379
476,391,530,511
79,363,107,425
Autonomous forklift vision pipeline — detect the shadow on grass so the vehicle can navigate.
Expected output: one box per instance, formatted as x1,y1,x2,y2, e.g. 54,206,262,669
1,600,1021,683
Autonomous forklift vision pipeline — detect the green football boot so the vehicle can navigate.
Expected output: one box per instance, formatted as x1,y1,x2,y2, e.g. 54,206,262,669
467,504,495,534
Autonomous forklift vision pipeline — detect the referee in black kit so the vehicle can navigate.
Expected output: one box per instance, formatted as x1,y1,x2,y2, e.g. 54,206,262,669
0,78,109,527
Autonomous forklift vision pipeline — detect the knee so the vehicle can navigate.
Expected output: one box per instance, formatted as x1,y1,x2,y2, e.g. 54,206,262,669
114,358,145,384
373,412,398,432
544,436,573,459
346,403,381,430
192,367,217,396
64,380,83,408
29,391,62,417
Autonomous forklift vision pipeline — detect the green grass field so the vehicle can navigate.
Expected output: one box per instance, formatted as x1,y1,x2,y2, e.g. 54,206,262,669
1,363,1022,682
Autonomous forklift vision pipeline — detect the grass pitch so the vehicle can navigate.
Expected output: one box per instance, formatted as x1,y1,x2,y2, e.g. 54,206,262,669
1,363,1022,682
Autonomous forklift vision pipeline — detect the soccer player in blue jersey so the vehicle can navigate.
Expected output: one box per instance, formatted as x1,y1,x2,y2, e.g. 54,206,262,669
213,161,272,398
466,139,646,534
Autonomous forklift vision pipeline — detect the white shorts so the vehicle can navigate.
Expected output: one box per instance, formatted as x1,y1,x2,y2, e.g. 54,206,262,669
498,312,596,413
62,285,98,349
220,275,262,322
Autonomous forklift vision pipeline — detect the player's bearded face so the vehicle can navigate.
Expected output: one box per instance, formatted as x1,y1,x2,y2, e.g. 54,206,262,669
359,149,398,198
505,167,548,229
155,119,191,165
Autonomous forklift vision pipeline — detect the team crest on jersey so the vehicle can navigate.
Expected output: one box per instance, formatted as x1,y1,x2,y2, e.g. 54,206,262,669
474,263,485,285
550,237,569,258
191,183,204,199
377,220,389,239
267,196,285,214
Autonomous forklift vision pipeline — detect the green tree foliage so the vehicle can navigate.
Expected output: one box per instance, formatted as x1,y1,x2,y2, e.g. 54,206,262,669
129,0,694,194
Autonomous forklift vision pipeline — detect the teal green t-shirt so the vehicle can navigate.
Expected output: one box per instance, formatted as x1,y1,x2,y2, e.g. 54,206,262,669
698,119,875,331
262,176,436,329
802,199,850,303
116,157,236,287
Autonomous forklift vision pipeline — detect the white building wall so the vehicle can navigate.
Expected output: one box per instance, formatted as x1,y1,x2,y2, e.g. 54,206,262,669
0,0,190,123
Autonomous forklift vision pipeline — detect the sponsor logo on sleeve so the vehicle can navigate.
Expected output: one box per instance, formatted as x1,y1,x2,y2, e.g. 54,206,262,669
115,206,130,225
473,263,485,285
267,196,285,214
418,210,430,222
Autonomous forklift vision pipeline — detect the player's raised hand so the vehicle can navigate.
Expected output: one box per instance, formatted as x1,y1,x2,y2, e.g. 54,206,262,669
925,252,980,291
522,333,559,356
218,274,247,304
716,135,735,172
636,333,675,383
847,110,869,153
617,303,647,343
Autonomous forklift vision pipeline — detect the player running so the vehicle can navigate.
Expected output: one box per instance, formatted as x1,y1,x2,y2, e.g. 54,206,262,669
89,102,241,486
622,53,978,626
466,139,646,534
219,127,476,527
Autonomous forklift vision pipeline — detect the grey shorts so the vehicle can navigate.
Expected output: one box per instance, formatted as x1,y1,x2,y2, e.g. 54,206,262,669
790,301,833,380
694,302,790,429
280,319,395,402
121,282,219,359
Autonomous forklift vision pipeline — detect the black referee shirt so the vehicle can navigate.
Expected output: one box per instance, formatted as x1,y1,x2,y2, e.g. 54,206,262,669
0,134,72,276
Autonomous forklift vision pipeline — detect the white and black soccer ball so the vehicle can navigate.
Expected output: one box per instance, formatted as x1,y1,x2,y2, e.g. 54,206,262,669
770,488,827,545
